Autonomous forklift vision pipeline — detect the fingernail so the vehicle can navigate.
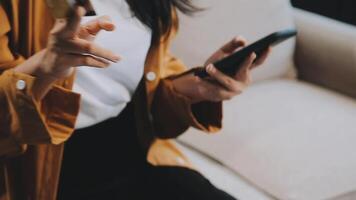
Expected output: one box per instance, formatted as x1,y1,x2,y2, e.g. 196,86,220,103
109,23,116,31
252,53,257,59
206,64,214,73
100,19,115,30
205,65,211,72
113,55,121,62
77,7,86,16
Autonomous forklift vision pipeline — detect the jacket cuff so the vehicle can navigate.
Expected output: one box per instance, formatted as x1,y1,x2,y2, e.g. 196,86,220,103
2,70,80,146
42,85,81,144
191,100,222,133
151,78,222,139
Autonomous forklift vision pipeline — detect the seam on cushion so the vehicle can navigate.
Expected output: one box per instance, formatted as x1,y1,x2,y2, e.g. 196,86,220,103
352,40,356,72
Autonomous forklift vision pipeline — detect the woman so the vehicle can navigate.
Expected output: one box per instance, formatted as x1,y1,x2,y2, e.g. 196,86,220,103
0,0,270,199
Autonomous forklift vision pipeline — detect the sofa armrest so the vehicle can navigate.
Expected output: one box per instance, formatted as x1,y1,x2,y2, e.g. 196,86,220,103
294,8,356,99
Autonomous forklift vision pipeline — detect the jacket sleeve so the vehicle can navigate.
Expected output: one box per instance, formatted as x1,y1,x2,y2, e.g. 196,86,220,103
0,6,80,158
151,53,222,139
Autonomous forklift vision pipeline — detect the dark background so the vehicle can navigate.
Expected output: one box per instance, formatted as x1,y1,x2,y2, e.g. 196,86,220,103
291,0,356,25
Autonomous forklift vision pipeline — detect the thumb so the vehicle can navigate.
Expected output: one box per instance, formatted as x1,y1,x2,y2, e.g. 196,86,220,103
60,6,86,39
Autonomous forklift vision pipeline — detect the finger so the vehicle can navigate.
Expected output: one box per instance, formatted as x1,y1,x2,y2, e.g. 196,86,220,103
83,15,115,36
68,54,111,68
237,52,256,73
198,79,238,102
205,64,244,93
234,53,256,81
61,6,86,38
236,69,252,85
60,38,121,62
253,46,272,68
76,39,121,62
220,36,247,54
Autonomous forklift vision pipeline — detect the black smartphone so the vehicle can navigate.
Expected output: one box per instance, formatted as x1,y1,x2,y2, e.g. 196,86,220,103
76,0,96,16
47,0,96,18
194,29,297,78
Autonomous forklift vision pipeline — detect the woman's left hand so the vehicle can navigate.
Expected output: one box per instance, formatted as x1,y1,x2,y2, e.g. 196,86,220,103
172,36,271,103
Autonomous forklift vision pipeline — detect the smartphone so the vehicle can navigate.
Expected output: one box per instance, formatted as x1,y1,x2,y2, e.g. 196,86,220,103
76,0,96,16
194,29,297,78
46,0,96,18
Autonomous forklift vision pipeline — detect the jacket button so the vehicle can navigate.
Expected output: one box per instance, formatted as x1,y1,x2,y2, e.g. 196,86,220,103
16,80,26,90
146,72,156,82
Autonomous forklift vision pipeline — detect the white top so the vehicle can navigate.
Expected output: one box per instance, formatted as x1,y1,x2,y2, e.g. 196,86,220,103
73,0,152,129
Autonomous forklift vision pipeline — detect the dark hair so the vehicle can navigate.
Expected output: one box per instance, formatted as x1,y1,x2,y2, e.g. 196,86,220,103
126,0,200,43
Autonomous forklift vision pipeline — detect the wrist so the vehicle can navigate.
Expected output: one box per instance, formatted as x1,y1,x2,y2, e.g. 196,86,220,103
171,76,202,104
31,75,57,101
14,49,54,78
13,49,59,100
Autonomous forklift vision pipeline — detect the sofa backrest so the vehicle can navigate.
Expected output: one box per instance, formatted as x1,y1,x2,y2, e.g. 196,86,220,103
171,0,297,82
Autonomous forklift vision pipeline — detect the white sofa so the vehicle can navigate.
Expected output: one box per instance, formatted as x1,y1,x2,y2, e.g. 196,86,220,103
171,0,356,199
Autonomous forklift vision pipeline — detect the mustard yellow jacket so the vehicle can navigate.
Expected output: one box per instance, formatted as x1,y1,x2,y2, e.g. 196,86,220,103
0,1,222,199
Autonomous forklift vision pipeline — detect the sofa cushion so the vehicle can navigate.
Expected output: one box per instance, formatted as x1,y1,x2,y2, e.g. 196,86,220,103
171,0,297,82
176,142,273,200
179,79,356,200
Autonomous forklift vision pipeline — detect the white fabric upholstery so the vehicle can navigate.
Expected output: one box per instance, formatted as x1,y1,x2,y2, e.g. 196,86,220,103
171,0,356,199
294,8,356,99
171,0,297,82
179,79,356,200
176,143,273,200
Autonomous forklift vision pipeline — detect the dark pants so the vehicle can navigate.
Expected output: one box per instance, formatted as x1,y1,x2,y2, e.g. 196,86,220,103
57,103,236,200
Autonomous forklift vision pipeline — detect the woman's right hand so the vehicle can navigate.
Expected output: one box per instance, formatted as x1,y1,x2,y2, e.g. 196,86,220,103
14,6,120,100
37,6,120,79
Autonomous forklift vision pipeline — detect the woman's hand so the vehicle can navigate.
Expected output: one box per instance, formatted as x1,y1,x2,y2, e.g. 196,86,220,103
20,6,120,79
14,6,120,100
172,37,271,103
